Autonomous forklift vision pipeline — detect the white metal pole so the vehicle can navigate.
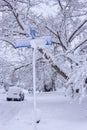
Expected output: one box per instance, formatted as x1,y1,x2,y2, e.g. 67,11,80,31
33,47,37,130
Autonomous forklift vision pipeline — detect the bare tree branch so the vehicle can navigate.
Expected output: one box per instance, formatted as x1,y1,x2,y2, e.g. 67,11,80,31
68,20,87,43
46,26,67,51
57,0,63,11
56,31,67,50
0,38,16,49
13,57,43,72
45,26,58,37
11,57,44,82
73,39,87,51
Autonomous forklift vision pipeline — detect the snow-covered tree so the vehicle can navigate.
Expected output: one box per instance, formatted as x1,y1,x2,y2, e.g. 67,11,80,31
0,0,87,97
42,0,87,97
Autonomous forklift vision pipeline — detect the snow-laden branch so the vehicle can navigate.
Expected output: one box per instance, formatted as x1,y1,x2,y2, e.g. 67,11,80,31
2,0,26,32
66,63,87,100
38,48,69,80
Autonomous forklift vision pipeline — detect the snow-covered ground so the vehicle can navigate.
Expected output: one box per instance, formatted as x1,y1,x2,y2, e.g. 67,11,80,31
0,90,87,130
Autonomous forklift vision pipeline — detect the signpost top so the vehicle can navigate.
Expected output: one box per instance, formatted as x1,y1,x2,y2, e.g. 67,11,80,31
15,36,52,49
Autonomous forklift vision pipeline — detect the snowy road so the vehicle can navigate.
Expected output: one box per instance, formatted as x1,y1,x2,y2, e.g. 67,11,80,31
0,91,87,130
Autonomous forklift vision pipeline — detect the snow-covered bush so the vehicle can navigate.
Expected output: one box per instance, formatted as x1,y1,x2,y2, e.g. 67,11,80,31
66,63,87,100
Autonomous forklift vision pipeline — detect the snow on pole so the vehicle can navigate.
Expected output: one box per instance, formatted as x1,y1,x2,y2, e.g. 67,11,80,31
33,46,37,130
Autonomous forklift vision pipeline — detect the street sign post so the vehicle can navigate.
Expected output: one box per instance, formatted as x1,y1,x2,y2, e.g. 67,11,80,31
15,33,52,130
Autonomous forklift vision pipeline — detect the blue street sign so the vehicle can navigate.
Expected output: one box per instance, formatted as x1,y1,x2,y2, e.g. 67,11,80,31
45,39,52,45
30,27,36,39
15,44,31,48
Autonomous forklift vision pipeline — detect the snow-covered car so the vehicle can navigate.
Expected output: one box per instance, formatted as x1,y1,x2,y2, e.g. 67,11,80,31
6,87,24,101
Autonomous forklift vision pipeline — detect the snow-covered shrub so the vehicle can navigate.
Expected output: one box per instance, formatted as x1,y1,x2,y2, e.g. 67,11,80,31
66,63,87,100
